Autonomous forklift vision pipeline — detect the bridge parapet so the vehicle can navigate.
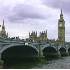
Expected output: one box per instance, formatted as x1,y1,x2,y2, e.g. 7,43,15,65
29,42,40,50
42,43,51,50
0,43,25,53
0,39,25,49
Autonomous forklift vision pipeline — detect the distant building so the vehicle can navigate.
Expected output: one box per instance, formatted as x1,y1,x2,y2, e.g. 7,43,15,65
39,30,47,42
47,39,55,43
0,20,8,38
29,30,47,42
29,31,37,42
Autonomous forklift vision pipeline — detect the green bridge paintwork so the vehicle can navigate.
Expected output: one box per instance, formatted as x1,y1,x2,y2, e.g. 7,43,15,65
0,38,70,61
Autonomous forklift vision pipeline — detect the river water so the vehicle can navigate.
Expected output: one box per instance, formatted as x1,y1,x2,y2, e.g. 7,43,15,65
32,56,70,69
3,56,70,69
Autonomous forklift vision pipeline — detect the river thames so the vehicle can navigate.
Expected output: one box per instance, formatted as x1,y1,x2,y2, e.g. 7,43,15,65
32,56,70,69
3,56,70,69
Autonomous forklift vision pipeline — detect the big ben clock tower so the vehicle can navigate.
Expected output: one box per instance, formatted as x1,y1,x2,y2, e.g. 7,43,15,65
58,9,65,44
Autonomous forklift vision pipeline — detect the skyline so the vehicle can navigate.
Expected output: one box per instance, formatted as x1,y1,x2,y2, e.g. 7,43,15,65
0,0,70,42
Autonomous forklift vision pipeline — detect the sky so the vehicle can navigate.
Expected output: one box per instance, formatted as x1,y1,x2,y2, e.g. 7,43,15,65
0,0,70,42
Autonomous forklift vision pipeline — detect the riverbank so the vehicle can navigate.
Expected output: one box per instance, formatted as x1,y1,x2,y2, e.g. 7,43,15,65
32,56,70,69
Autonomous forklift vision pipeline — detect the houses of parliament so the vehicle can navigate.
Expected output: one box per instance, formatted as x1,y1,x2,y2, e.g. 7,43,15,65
29,9,65,44
0,9,65,45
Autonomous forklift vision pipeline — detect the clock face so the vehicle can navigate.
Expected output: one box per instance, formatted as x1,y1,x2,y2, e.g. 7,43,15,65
59,24,62,27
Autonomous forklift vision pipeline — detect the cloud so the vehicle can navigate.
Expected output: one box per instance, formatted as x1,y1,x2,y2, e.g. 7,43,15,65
42,0,70,14
7,3,45,23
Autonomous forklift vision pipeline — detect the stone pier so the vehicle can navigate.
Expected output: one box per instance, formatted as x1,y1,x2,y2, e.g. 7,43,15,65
39,42,45,61
0,53,4,69
57,44,61,58
66,48,69,56
57,50,61,58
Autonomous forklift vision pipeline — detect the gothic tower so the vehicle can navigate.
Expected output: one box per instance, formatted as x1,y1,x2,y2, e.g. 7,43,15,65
58,9,65,44
39,30,47,42
2,20,5,31
1,20,7,38
29,31,37,42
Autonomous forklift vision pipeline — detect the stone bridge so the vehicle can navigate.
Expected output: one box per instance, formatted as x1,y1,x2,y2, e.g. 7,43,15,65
0,38,70,61
42,43,70,57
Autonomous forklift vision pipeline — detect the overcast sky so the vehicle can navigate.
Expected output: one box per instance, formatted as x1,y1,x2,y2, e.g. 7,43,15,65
0,0,70,42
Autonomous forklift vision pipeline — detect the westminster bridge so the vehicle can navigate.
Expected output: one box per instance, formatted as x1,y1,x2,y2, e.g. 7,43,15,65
0,38,70,62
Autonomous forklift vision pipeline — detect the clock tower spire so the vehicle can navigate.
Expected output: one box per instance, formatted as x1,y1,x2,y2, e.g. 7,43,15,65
58,9,65,45
60,9,63,19
61,9,62,14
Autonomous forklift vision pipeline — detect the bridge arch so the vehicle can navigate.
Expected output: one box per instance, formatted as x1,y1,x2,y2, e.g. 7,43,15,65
0,44,39,61
0,44,39,54
59,47,66,56
42,46,57,57
42,43,51,50
68,48,70,55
